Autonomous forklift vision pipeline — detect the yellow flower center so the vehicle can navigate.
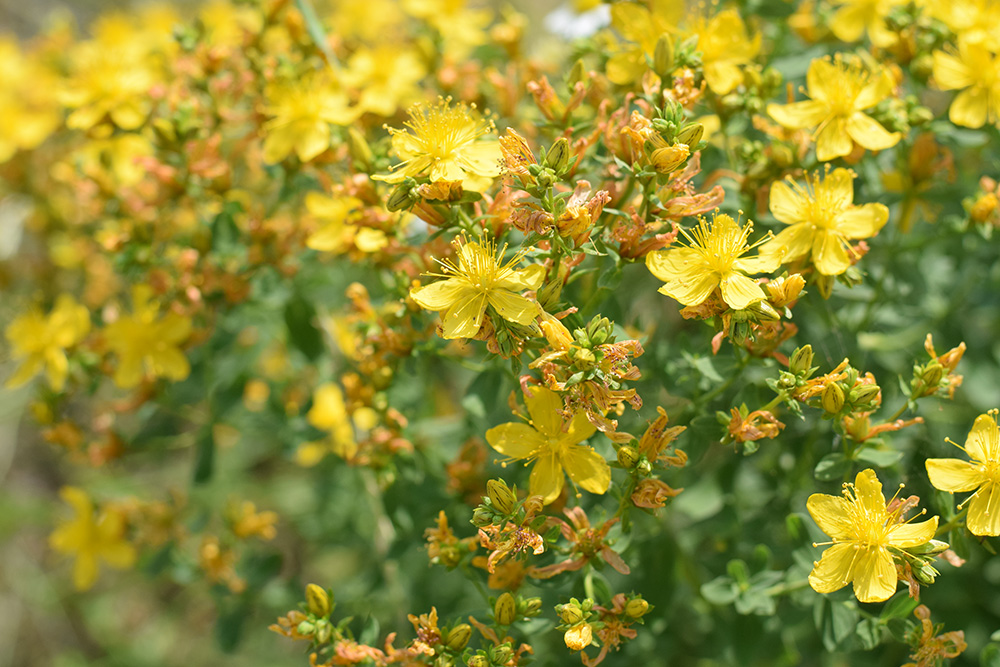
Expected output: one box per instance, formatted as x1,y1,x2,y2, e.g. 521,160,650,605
680,213,759,274
400,99,493,162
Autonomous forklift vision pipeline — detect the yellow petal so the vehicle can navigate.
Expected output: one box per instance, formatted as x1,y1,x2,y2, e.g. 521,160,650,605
606,50,647,86
262,126,296,164
846,113,900,151
73,552,100,591
850,545,896,603
719,272,766,310
812,230,851,276
114,353,145,389
830,5,866,43
561,445,611,496
967,481,1000,537
564,410,597,445
307,384,348,430
834,203,888,239
815,117,853,161
888,516,938,549
149,346,190,382
704,61,744,96
965,412,1000,462
926,458,984,493
769,179,809,224
949,86,990,128
295,121,331,162
485,422,545,459
410,279,471,312
530,452,565,504
806,57,839,105
440,293,486,339
853,469,886,515
760,224,813,263
504,263,545,291
854,70,894,110
808,542,853,594
806,492,853,540
767,100,828,129
524,386,564,438
933,50,973,91
354,228,388,253
660,272,718,307
733,251,781,275
487,290,539,326
294,441,328,466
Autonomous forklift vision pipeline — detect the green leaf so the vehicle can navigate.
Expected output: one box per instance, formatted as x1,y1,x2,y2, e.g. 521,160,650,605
193,427,214,484
701,577,739,605
294,0,339,67
982,644,1000,667
856,447,903,467
814,453,850,481
855,617,882,650
814,597,858,651
880,592,918,621
216,598,249,652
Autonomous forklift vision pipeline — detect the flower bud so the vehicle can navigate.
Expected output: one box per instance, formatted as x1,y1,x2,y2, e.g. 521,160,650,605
650,144,689,174
445,623,472,651
625,597,650,618
521,597,543,617
472,506,494,527
468,656,490,667
821,382,845,415
563,623,593,651
492,645,515,664
495,592,517,626
675,123,704,148
747,299,780,322
567,58,587,89
789,345,814,375
913,561,939,586
296,620,316,636
920,362,944,389
848,384,880,408
559,604,584,625
617,445,640,470
545,137,571,174
347,126,374,170
653,33,674,78
305,584,332,617
486,479,516,515
386,183,418,212
909,539,950,556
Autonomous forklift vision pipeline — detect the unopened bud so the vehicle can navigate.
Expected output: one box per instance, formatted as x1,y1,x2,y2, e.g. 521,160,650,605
386,183,417,212
624,598,650,618
568,58,587,89
821,382,845,415
472,507,494,527
748,299,780,322
848,384,881,407
789,345,814,375
559,604,584,625
675,123,704,148
486,479,516,515
650,144,689,174
545,137,571,174
445,624,472,651
909,539,950,556
913,561,939,586
920,362,944,388
563,623,593,651
617,445,640,470
468,656,490,667
492,645,515,664
297,620,316,636
495,592,517,626
305,584,332,617
653,33,674,78
521,597,543,616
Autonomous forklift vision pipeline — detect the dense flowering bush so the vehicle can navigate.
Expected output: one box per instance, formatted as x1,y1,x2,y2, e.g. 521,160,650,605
2,0,1000,665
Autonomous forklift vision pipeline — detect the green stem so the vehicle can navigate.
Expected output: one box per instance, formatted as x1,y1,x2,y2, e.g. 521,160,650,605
762,578,810,597
935,506,969,538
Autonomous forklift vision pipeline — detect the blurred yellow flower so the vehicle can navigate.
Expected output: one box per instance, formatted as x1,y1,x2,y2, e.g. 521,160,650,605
409,237,544,339
342,46,426,117
645,212,779,310
605,0,684,85
6,294,90,391
304,192,387,254
926,410,1000,536
829,0,906,47
297,383,357,464
927,0,1000,51
932,40,1000,129
402,0,491,58
486,386,610,504
103,285,192,388
689,9,760,95
807,469,937,603
49,486,137,591
0,38,61,162
261,72,359,164
760,167,888,275
61,40,157,131
374,98,501,192
768,55,901,161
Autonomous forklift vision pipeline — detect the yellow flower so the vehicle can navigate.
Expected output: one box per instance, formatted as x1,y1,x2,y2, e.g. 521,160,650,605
402,0,492,58
6,295,90,391
342,46,426,117
49,486,137,591
932,40,1000,129
304,192,388,254
807,469,938,603
261,71,359,164
374,98,501,192
605,0,684,85
689,9,761,95
926,410,1000,536
760,167,888,275
296,383,358,464
486,386,610,504
103,285,192,389
829,0,906,47
768,55,901,161
410,237,544,339
61,39,157,131
645,212,779,310
0,38,61,162
927,0,1000,51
